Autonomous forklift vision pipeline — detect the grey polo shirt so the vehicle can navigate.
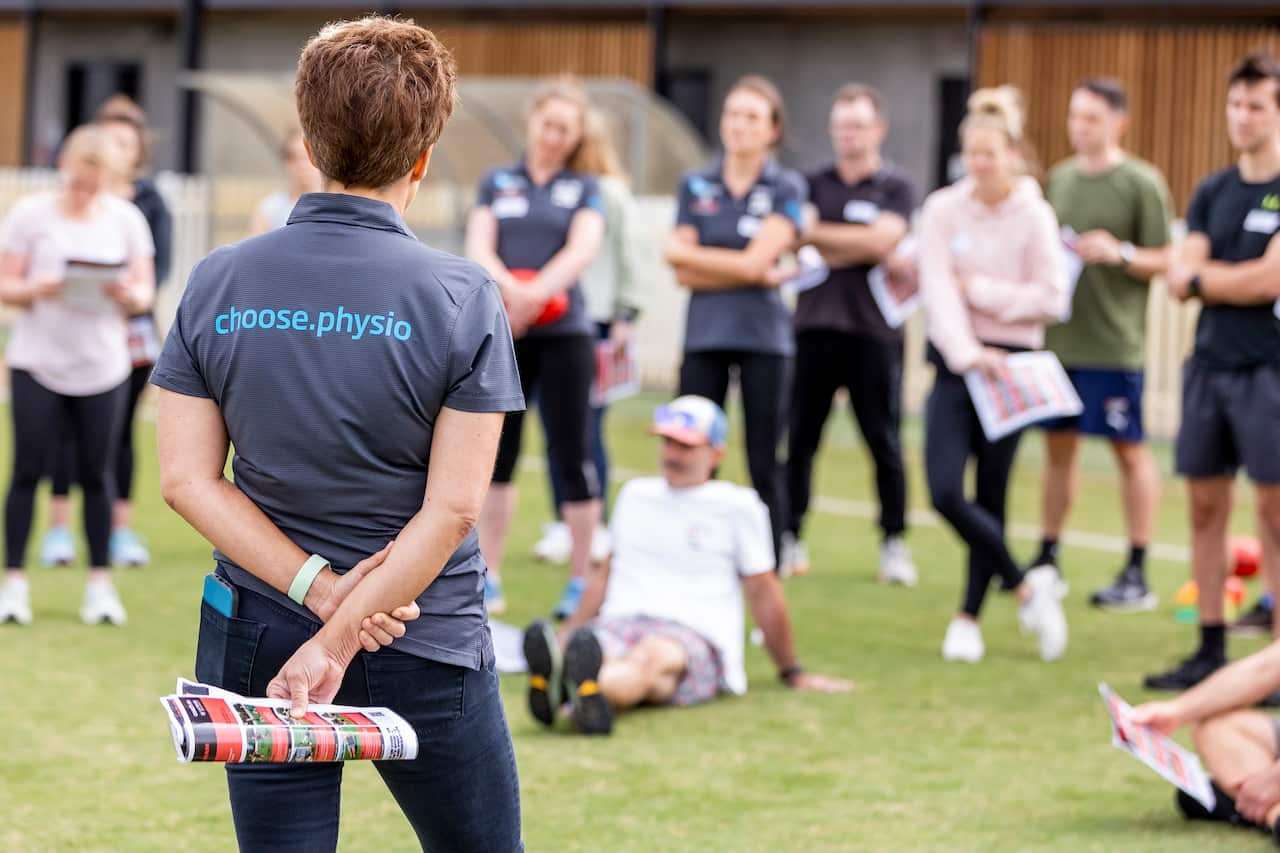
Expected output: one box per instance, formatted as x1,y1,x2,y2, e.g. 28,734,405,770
475,162,603,338
675,159,807,356
151,193,525,670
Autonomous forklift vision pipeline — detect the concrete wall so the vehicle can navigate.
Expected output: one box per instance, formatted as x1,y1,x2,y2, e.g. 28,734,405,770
664,16,970,193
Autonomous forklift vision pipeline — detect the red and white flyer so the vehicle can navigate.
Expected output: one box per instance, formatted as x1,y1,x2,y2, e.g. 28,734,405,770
592,338,640,407
963,351,1083,442
1098,683,1216,811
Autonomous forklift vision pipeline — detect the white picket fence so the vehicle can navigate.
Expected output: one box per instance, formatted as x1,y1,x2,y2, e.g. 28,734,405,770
0,169,1201,438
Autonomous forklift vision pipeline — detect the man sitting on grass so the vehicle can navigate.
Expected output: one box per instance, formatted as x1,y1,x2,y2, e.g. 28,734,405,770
1133,640,1280,843
521,394,850,735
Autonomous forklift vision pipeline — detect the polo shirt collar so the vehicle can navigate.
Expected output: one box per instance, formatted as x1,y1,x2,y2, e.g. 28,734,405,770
287,192,415,239
711,155,779,185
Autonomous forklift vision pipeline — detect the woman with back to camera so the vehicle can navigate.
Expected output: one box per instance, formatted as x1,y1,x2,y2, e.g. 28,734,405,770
466,76,606,619
152,19,523,852
532,108,646,568
0,125,155,626
663,75,807,565
918,86,1069,664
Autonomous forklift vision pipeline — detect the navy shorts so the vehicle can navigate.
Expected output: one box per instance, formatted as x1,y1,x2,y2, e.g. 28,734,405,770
1175,360,1280,484
1042,367,1145,442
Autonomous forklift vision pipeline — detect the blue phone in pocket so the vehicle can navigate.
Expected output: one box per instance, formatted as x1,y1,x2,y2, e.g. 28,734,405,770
203,573,238,618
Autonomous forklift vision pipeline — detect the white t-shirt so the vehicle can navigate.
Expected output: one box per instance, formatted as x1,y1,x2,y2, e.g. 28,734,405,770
1,191,154,396
603,477,775,695
255,191,293,232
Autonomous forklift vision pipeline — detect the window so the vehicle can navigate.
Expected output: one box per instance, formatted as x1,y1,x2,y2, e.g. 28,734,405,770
64,61,142,131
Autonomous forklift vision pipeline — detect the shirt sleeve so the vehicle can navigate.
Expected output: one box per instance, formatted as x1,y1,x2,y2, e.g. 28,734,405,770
734,489,776,577
1185,176,1213,236
122,202,156,260
919,192,982,374
474,170,497,209
883,174,918,222
149,263,212,399
578,174,606,215
442,279,526,413
0,197,36,256
674,172,697,228
772,170,808,235
1136,169,1174,249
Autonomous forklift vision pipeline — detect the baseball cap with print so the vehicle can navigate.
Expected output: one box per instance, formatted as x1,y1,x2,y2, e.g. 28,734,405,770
650,395,729,448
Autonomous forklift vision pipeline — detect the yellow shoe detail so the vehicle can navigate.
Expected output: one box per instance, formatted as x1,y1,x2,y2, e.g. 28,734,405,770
530,675,548,690
578,680,600,697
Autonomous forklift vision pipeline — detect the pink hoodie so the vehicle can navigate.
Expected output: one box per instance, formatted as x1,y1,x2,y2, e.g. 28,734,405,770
919,175,1068,374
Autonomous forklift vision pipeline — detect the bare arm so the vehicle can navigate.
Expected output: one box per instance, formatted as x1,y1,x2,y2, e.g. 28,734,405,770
0,250,37,308
665,216,796,291
805,212,908,268
744,571,799,674
1125,245,1171,281
562,557,611,635
1199,231,1280,305
1133,641,1280,732
534,208,605,295
107,253,156,315
464,206,513,287
1165,233,1212,301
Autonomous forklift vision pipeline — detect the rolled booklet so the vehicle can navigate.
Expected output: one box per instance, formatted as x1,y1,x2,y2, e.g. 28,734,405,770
161,678,418,764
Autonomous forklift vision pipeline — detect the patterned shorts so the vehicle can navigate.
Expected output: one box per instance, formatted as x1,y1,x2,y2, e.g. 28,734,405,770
591,614,727,706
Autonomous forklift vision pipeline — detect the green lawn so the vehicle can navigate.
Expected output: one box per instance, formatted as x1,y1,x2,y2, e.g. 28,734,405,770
0,392,1274,853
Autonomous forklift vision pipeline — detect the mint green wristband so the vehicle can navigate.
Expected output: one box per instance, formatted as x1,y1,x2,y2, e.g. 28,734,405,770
288,554,330,606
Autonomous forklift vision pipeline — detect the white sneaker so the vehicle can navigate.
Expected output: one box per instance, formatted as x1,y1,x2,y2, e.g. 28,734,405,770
589,525,612,563
80,579,127,626
878,537,918,586
1020,567,1067,661
0,577,32,625
531,522,572,564
779,532,809,577
942,618,984,663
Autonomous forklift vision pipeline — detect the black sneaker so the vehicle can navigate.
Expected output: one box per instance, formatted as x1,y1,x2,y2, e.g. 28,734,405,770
1089,565,1157,612
563,628,613,736
1232,598,1274,637
1143,655,1225,691
522,619,563,727
1175,782,1251,827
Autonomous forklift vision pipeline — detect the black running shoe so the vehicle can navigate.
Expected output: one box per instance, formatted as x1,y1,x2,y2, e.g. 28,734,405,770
522,619,563,727
563,628,613,736
1232,598,1274,637
1175,782,1250,827
1143,655,1225,692
1089,565,1157,612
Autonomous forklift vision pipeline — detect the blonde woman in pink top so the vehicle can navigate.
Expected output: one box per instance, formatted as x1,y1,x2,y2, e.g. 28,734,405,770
918,87,1069,664
0,125,155,627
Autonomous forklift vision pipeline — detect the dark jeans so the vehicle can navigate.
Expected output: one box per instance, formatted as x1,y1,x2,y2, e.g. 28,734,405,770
5,369,128,568
679,349,791,563
924,359,1025,618
546,322,610,516
197,575,523,853
51,362,152,502
786,330,907,540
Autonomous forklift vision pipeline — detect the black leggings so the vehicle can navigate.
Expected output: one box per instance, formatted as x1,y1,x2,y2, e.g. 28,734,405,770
787,330,907,540
50,363,151,501
679,349,791,562
6,370,128,568
924,359,1025,618
493,335,599,503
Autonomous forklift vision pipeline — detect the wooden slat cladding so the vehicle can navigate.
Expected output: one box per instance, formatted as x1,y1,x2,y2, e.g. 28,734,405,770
0,20,28,168
436,21,652,86
977,25,1280,212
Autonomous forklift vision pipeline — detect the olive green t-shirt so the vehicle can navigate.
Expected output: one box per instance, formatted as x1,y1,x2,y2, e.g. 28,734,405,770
1044,156,1173,371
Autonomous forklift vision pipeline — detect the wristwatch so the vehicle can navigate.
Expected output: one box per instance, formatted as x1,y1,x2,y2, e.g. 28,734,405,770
1188,273,1202,300
779,664,805,686
1118,241,1136,266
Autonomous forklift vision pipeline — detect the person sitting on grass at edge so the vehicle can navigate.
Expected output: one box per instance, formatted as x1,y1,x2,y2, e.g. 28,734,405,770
521,395,851,735
1133,640,1280,846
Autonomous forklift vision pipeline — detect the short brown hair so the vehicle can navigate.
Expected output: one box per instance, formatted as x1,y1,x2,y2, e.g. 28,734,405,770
726,74,787,150
833,83,885,120
1228,51,1280,107
1076,77,1127,112
295,16,457,188
95,94,150,170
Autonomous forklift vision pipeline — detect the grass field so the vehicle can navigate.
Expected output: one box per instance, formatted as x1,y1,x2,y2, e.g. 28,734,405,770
1,391,1275,853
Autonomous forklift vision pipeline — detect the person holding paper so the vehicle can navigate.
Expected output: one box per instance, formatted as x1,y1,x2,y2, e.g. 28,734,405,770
0,125,155,628
1132,641,1280,840
466,76,607,619
664,76,807,567
152,19,524,853
1147,53,1280,693
522,396,851,736
533,109,646,576
917,86,1070,663
785,83,918,582
1030,78,1173,612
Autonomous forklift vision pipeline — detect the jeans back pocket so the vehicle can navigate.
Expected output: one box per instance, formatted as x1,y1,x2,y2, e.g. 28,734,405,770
194,599,267,695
